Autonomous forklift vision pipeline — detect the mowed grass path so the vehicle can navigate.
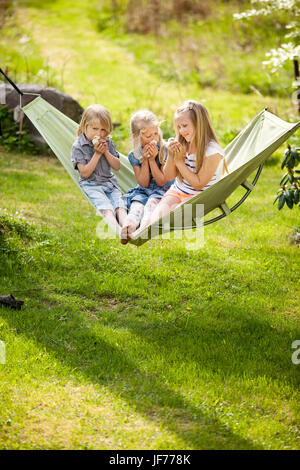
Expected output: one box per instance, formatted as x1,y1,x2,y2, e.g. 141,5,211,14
0,149,299,449
15,0,291,152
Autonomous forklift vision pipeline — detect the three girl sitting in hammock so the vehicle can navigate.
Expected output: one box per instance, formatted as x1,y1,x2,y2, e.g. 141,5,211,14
71,99,225,243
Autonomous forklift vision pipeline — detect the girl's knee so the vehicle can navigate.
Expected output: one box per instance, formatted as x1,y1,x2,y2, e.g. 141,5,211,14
151,200,178,222
116,207,127,214
143,198,159,217
100,209,114,217
126,202,144,223
145,198,159,209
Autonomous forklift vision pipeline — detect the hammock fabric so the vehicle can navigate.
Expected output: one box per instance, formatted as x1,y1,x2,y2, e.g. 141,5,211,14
22,96,300,246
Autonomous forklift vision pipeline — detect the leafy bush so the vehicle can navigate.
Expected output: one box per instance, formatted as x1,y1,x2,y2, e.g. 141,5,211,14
234,0,300,72
95,0,212,35
274,145,300,210
0,105,38,154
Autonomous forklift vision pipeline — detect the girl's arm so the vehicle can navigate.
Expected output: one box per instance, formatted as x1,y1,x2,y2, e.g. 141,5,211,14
133,159,150,187
163,141,179,181
175,153,223,191
148,142,167,187
149,160,168,186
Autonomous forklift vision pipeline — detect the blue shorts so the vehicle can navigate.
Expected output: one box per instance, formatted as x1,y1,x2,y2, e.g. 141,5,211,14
80,181,127,213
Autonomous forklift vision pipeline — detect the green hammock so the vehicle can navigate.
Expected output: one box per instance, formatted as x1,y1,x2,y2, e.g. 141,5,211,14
22,96,300,246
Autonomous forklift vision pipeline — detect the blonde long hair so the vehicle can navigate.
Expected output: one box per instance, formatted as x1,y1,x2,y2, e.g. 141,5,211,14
174,100,219,181
130,109,167,164
77,104,113,137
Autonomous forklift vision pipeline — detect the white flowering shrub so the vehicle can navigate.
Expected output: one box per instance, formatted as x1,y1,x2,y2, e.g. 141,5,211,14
234,0,299,72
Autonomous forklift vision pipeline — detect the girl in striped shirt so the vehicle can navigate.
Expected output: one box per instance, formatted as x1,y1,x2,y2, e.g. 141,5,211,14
134,99,227,233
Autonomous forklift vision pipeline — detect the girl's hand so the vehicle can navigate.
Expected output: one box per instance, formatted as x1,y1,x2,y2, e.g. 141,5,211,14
142,144,152,162
173,143,186,164
168,140,185,161
167,141,177,159
167,139,182,158
148,142,158,160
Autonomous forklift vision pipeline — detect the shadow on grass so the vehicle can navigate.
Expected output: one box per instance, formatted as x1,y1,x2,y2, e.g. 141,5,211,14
0,284,266,450
0,209,298,448
3,273,292,450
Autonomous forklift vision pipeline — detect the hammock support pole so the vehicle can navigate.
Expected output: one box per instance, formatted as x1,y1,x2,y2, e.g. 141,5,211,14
0,68,40,109
0,68,24,96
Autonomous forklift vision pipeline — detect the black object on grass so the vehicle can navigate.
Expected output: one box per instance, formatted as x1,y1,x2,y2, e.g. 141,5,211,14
0,294,24,310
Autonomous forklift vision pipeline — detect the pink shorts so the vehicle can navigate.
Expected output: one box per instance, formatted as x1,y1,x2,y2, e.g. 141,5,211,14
163,189,194,204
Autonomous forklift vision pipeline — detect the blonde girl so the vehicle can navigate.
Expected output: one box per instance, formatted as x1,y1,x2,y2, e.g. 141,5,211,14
121,109,173,243
71,104,127,234
132,100,227,234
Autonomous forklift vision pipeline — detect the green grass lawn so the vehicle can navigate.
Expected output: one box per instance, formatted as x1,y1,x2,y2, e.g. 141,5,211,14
0,149,299,450
0,0,299,450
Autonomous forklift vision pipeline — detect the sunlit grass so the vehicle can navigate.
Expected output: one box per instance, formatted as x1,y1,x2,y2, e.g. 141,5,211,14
0,149,299,450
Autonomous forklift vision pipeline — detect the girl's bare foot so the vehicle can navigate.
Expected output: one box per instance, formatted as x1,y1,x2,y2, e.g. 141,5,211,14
120,224,130,244
120,221,140,244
